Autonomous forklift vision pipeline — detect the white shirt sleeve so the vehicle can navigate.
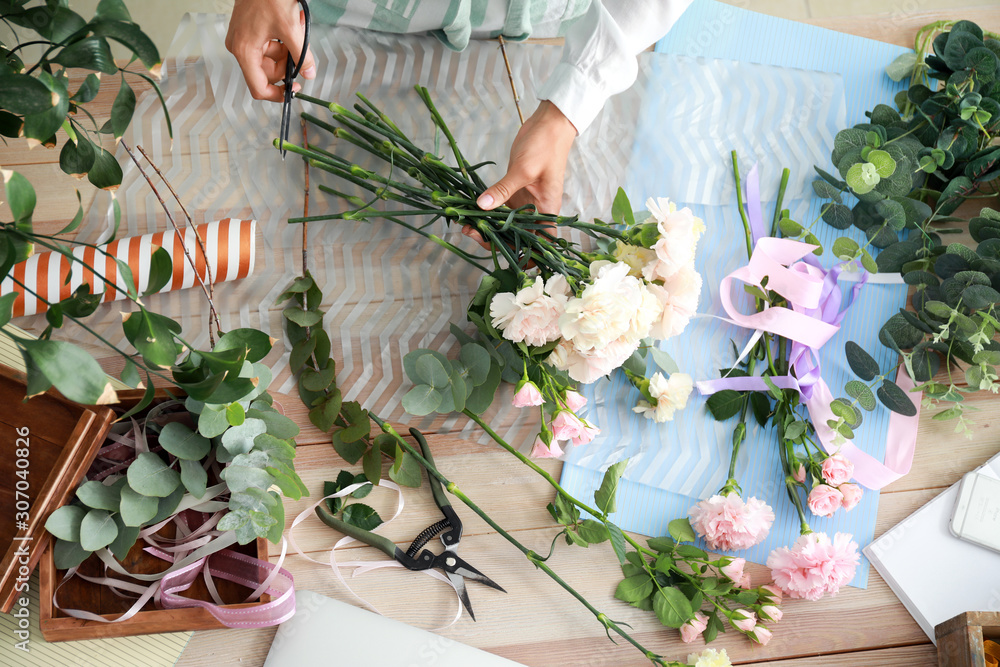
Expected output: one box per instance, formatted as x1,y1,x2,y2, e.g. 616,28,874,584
536,0,694,134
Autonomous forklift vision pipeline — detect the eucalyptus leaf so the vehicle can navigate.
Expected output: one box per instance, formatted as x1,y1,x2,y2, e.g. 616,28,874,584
79,509,119,551
45,505,86,542
159,422,212,460
127,452,181,497
119,484,159,527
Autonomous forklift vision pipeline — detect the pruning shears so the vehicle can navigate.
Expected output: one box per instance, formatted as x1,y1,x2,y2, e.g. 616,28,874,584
278,0,311,160
316,428,506,620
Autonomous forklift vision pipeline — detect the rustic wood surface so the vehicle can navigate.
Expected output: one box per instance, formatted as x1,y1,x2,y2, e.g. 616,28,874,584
3,6,1000,666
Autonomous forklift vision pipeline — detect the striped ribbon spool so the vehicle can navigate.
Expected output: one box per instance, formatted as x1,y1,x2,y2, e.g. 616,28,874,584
0,219,256,318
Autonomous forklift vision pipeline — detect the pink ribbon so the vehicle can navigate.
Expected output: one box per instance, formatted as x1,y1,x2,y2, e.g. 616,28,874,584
697,174,920,489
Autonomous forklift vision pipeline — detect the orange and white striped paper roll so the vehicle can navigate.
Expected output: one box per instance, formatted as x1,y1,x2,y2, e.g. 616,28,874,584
0,219,256,318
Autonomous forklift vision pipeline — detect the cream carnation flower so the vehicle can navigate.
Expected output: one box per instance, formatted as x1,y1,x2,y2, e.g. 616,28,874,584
646,266,703,340
633,372,693,422
643,197,705,281
612,243,656,278
687,648,733,667
490,276,567,347
559,261,644,352
548,338,636,384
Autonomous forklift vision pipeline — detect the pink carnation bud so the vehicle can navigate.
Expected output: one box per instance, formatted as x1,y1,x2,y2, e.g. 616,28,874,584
551,410,599,447
529,436,563,459
679,611,709,643
564,390,587,412
721,558,746,586
792,463,807,483
512,380,544,408
821,453,855,486
807,484,844,518
761,584,783,604
752,625,773,645
766,532,860,601
839,483,863,511
760,605,782,623
731,609,756,633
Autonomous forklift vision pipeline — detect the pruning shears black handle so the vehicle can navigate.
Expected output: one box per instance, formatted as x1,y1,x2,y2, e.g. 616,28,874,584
410,427,450,509
315,504,398,558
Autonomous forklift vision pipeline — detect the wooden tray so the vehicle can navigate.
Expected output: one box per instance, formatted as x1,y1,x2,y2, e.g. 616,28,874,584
936,611,1000,667
36,388,270,642
0,364,114,614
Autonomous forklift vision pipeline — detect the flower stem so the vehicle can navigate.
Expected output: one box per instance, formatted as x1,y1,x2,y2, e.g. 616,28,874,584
369,415,672,665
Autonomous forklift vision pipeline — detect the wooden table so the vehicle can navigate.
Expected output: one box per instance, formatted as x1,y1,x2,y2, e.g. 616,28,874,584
3,6,999,666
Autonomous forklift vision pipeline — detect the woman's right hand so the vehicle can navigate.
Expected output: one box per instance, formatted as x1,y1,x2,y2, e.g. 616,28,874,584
225,0,316,103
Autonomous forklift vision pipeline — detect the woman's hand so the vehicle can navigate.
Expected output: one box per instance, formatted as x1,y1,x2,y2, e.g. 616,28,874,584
225,0,316,103
476,100,578,215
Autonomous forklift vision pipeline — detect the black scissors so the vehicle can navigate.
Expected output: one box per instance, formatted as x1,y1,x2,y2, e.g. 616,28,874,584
278,0,311,159
316,428,506,620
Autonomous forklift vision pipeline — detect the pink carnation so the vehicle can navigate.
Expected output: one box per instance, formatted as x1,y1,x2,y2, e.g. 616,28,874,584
761,584,782,604
752,626,773,645
766,532,860,601
731,609,756,633
839,483,863,511
530,436,563,459
807,484,844,518
821,454,854,486
512,380,544,408
720,558,751,590
679,611,709,643
688,494,775,552
564,390,587,412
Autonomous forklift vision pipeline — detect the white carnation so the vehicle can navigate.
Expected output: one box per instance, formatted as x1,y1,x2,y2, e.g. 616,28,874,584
633,372,694,422
490,276,567,347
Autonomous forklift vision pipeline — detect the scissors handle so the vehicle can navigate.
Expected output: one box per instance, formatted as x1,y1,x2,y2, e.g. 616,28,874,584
315,505,397,558
409,428,450,509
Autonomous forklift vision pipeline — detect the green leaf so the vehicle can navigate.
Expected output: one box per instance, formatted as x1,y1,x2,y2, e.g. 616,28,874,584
95,0,133,22
222,451,276,492
60,135,97,177
226,401,246,426
615,574,654,603
109,77,135,140
72,73,102,104
284,307,322,327
45,505,86,542
214,328,273,363
249,408,300,439
4,170,35,226
402,384,442,416
832,237,860,260
119,484,158,527
821,203,853,230
76,479,121,512
363,445,382,487
877,379,918,417
845,341,880,381
343,503,383,531
846,380,877,411
886,52,918,80
652,586,694,629
309,388,342,432
302,363,335,392
108,514,140,561
179,458,208,498
53,538,91,570
867,150,896,178
221,418,267,456
0,73,55,115
962,284,1000,310
0,293,17,329
876,198,907,231
79,509,119,551
465,362,501,415
612,187,636,227
144,245,172,295
846,162,879,195
595,460,628,515
387,451,422,488
127,452,181,497
577,519,610,544
88,145,124,190
607,523,627,565
668,518,696,543
90,19,161,72
415,354,450,388
812,178,843,203
705,389,742,421
199,404,229,438
159,422,212,460
19,338,115,404
54,37,118,75
289,336,317,372
459,344,491,386
830,398,861,427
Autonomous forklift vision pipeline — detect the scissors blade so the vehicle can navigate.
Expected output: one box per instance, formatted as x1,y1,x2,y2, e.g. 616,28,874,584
438,551,506,593
446,571,476,622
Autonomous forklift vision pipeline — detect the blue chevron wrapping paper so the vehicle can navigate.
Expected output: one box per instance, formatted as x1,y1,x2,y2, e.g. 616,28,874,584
559,0,913,589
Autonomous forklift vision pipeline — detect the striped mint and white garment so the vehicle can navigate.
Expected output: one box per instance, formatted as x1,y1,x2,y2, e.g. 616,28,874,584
310,0,695,133
0,219,256,318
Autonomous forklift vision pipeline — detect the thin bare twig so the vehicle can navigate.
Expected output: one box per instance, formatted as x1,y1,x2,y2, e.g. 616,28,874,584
135,144,217,327
498,36,524,126
121,139,222,345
